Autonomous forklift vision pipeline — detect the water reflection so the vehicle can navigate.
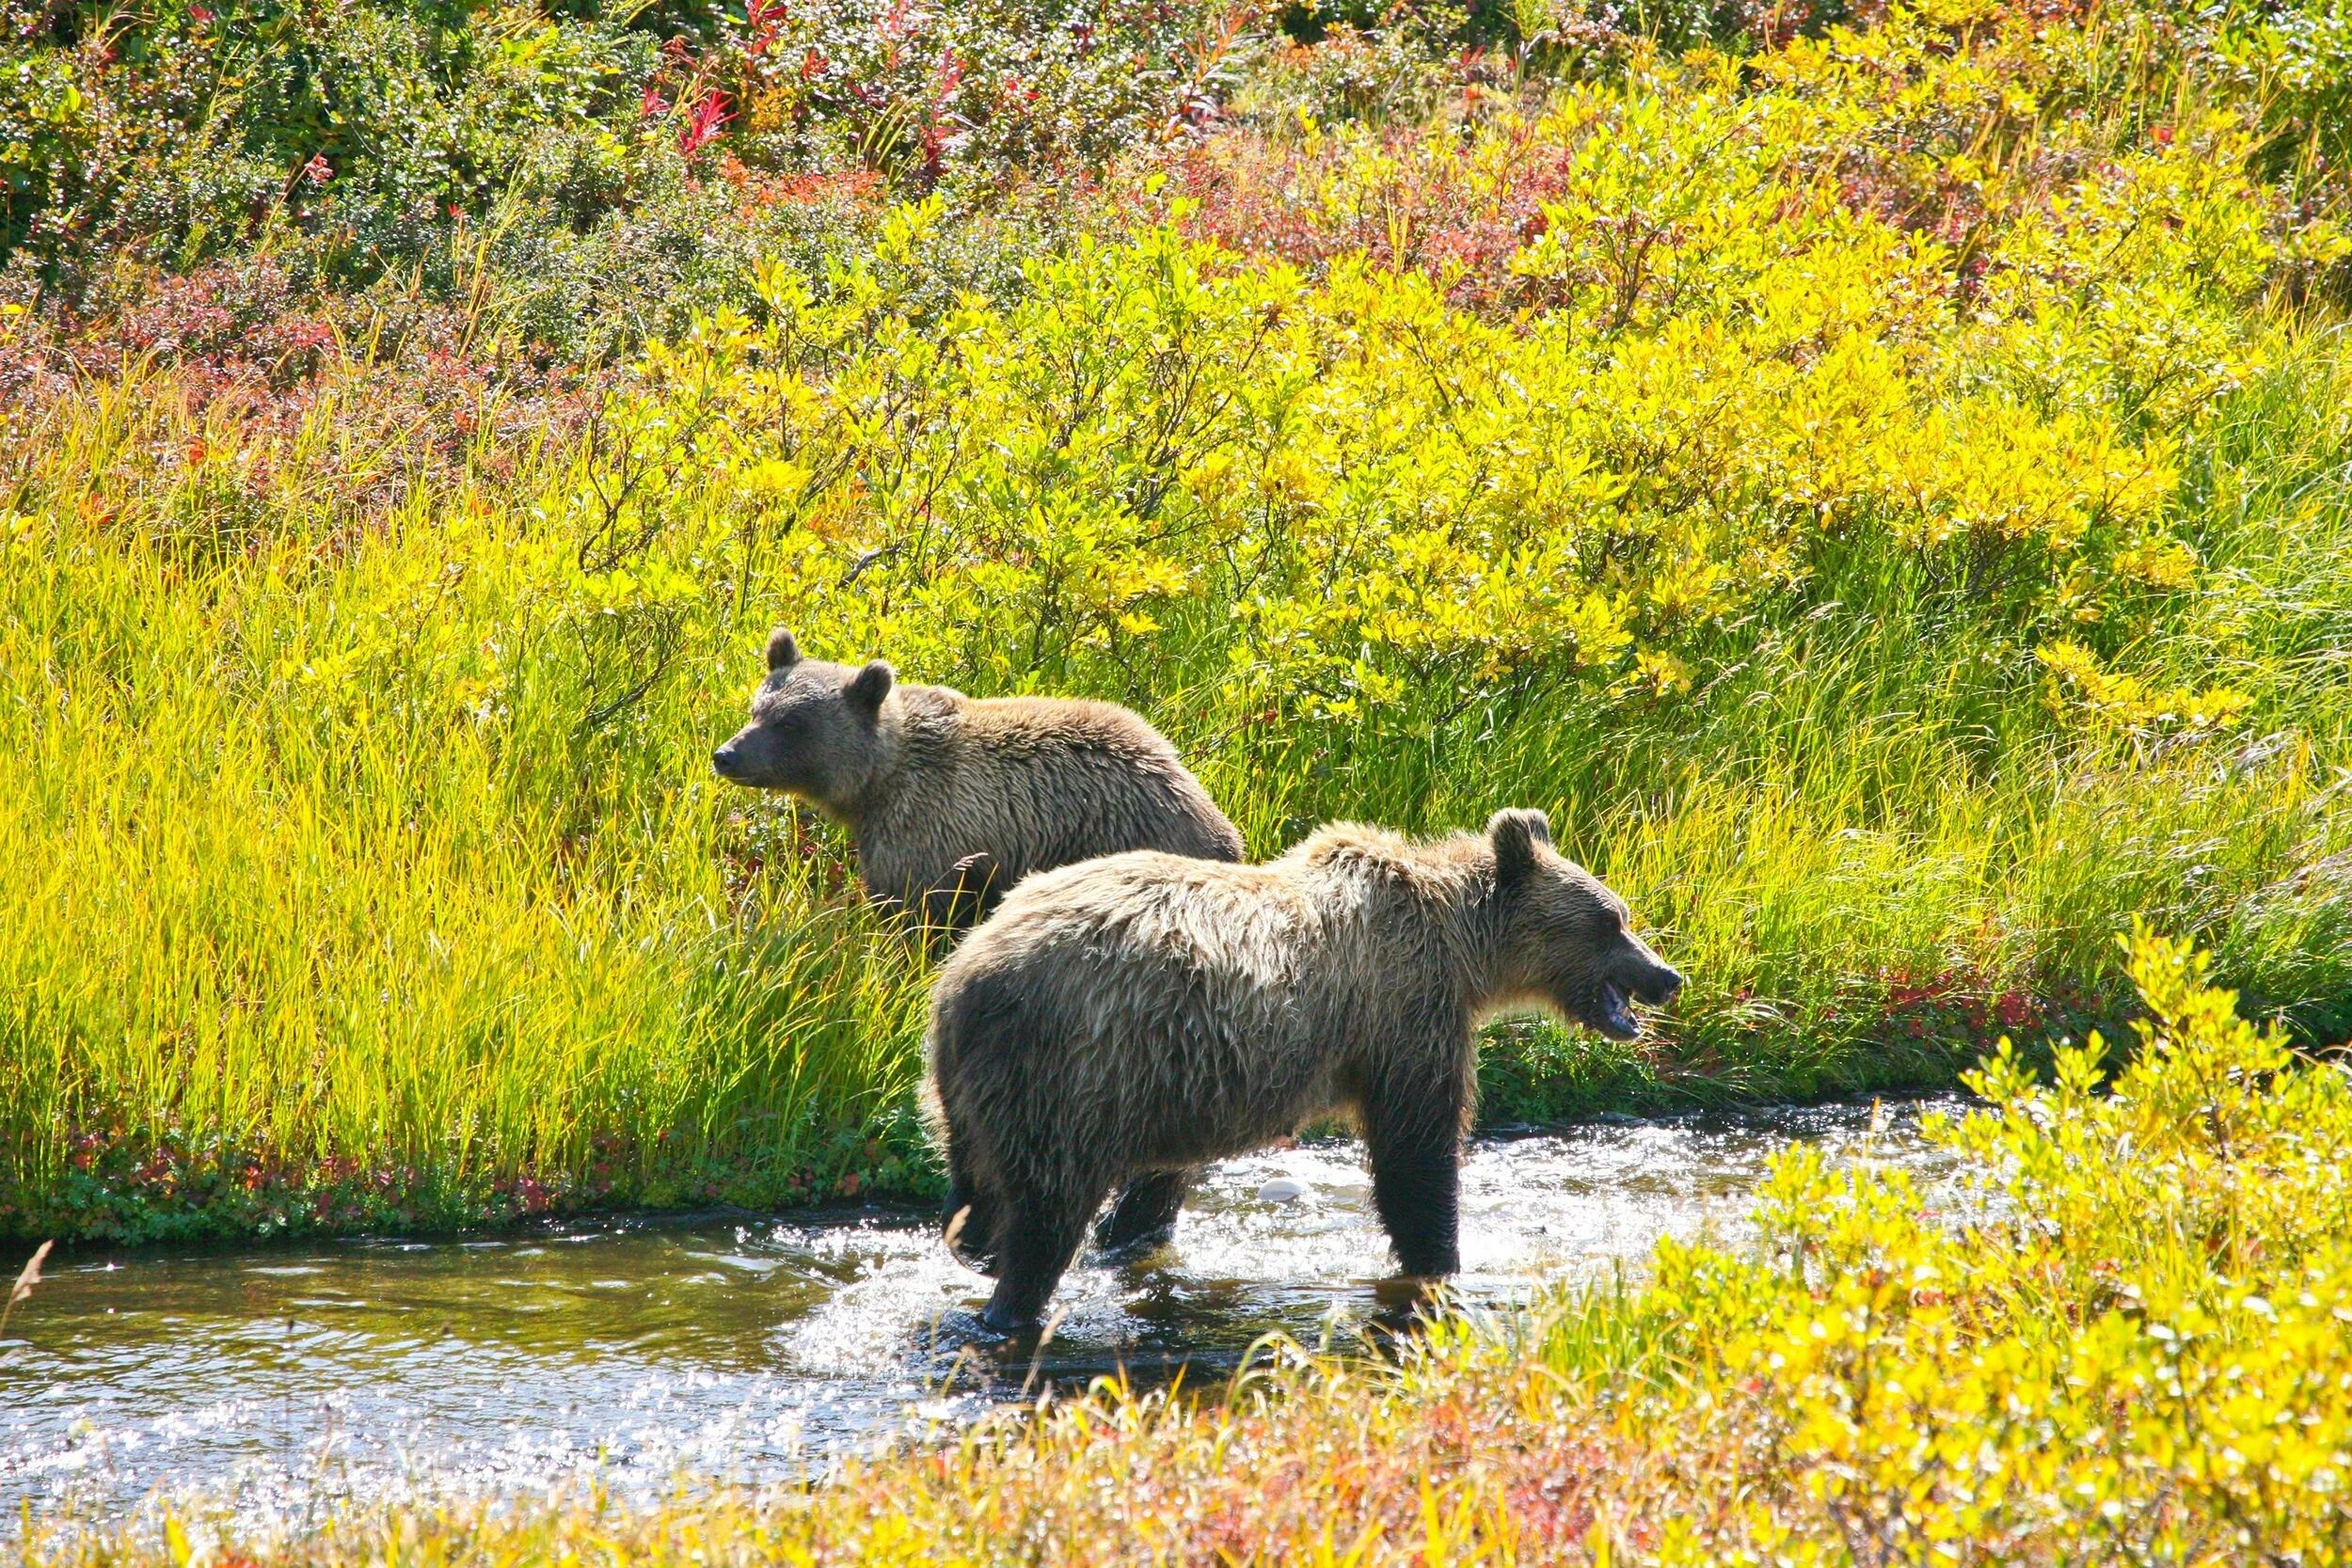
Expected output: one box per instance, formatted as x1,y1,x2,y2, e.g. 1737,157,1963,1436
0,1096,1964,1524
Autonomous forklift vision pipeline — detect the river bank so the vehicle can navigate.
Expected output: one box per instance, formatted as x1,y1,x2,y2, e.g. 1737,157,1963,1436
13,935,2348,1561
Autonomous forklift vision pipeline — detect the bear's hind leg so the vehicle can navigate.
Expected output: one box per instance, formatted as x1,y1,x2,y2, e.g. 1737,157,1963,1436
981,1189,1098,1333
914,852,1001,953
944,1180,1001,1275
1093,1169,1192,1255
940,1123,1002,1275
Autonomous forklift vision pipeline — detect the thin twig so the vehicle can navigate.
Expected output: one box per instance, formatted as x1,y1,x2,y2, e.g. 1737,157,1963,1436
0,1241,54,1347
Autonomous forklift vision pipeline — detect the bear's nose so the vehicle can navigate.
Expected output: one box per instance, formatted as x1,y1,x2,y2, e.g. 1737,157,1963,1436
1640,964,1683,1008
711,745,741,778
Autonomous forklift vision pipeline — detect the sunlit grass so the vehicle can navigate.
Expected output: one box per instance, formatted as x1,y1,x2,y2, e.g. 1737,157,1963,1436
6,335,2348,1240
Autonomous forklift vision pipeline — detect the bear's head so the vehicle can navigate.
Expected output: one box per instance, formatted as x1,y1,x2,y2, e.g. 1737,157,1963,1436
710,628,898,815
1486,808,1682,1040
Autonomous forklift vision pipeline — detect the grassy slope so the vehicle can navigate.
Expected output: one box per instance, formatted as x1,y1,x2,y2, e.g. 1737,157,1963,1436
5,4,2351,1243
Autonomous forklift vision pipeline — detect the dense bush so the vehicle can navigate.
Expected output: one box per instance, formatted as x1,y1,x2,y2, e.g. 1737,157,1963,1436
0,0,1259,359
3,2,657,289
8,0,2349,363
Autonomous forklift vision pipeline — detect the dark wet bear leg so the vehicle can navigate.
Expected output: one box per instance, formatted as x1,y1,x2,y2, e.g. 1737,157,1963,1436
942,1155,1001,1276
1093,1168,1193,1253
1363,1102,1461,1279
981,1187,1098,1333
933,1006,1003,1277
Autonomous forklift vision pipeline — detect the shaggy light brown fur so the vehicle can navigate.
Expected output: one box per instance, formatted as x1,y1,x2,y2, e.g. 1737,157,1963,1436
713,628,1243,929
926,808,1684,1330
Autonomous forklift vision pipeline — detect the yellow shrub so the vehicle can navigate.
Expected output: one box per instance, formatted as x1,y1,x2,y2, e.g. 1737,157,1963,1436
1640,928,2352,1558
570,8,2331,745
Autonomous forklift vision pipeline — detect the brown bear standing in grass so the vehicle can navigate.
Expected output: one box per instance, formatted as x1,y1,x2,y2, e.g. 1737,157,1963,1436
712,629,1243,925
926,809,1684,1331
712,626,1246,1250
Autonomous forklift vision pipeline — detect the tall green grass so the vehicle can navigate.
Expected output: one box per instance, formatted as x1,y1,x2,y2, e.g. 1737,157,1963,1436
1,370,935,1237
5,329,2346,1242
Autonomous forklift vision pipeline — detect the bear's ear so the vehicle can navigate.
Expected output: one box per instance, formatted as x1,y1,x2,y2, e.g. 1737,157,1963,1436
766,627,800,672
846,659,895,712
1487,808,1552,885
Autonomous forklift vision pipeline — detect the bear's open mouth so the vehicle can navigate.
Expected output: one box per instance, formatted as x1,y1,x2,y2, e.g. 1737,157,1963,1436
1587,980,1642,1040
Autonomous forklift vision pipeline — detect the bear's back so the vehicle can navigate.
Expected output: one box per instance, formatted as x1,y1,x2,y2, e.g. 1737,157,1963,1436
934,850,1327,1119
981,849,1305,950
959,837,1448,1006
853,685,1241,912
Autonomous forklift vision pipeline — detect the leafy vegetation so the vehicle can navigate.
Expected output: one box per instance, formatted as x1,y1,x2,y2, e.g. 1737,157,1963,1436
4,0,2351,1243
8,1,2352,1559
0,0,1250,355
23,933,2351,1560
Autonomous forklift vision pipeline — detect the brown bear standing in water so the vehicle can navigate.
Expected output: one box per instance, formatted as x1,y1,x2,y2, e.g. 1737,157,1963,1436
926,808,1684,1331
711,626,1246,1251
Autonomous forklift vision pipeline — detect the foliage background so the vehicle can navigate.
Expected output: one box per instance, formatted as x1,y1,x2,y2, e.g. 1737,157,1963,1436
4,0,2352,1242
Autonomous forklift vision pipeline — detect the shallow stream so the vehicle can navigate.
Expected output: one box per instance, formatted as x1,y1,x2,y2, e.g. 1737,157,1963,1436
2,1097,1964,1526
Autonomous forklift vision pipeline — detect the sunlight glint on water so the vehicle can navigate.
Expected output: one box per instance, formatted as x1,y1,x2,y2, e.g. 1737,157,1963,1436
0,1099,1962,1526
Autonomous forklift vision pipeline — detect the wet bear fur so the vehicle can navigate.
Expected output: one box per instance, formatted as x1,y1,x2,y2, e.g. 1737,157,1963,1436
926,808,1686,1330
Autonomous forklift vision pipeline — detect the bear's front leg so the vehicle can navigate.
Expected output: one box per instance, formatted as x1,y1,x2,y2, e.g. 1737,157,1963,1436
981,1186,1099,1332
1364,1105,1461,1279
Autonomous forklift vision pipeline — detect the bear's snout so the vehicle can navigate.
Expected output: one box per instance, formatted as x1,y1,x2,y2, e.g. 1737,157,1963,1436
1606,924,1683,1009
713,721,779,784
1584,944,1683,1040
